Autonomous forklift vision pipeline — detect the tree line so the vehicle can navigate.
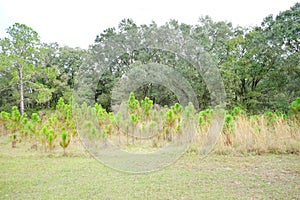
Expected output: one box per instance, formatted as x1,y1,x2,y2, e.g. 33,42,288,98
0,3,299,115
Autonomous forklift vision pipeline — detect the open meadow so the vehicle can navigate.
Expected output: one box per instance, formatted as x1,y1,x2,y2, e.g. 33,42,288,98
1,136,299,200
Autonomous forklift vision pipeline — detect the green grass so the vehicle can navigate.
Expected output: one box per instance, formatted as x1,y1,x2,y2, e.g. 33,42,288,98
0,138,299,199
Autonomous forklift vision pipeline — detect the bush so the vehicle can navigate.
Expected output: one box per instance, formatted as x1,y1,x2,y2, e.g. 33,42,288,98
289,97,300,119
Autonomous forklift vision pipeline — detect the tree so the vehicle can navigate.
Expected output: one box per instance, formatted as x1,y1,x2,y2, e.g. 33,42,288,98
221,3,300,113
37,43,85,108
0,23,40,115
193,15,234,64
87,18,229,110
261,3,300,108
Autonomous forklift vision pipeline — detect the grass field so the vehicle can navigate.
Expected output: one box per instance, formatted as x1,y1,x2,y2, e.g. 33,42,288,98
0,137,299,200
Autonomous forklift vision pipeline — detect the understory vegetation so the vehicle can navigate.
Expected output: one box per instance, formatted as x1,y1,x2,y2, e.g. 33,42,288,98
1,94,299,156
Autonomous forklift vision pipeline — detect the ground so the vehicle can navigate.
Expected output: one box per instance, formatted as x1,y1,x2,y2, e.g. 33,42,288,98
0,138,299,199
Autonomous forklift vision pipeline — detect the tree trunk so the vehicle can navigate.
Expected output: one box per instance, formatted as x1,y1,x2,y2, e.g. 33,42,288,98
118,128,121,146
19,66,24,115
132,125,136,145
12,140,17,148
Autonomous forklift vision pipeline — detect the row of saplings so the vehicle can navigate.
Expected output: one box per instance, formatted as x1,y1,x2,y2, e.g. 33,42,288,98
0,98,75,155
79,93,300,150
77,92,199,148
1,94,300,154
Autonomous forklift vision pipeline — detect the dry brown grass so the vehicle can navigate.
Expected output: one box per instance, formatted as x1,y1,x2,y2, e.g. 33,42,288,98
196,114,300,155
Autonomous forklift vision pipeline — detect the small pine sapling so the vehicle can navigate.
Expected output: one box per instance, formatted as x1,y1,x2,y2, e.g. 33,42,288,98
7,106,22,148
95,103,108,125
223,114,234,145
31,113,41,149
47,130,56,151
8,106,20,133
113,112,122,145
164,109,176,141
127,92,140,115
10,134,21,148
20,113,29,142
60,131,71,156
171,103,183,123
198,109,213,131
141,97,153,121
0,111,10,136
181,103,196,142
130,113,138,144
41,125,49,152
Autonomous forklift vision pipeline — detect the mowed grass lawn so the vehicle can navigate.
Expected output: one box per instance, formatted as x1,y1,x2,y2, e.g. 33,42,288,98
0,138,299,200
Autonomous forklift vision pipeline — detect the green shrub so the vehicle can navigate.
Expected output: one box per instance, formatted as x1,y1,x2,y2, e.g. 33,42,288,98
289,97,300,120
231,106,246,119
224,114,234,131
198,109,213,128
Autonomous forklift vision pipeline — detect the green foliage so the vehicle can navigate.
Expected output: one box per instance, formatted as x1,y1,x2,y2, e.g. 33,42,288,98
59,131,70,156
0,23,41,115
1,4,299,115
0,4,300,153
165,110,175,127
198,109,213,125
224,114,234,131
220,3,300,113
48,133,54,143
0,111,10,135
130,113,138,125
82,120,97,140
1,93,299,154
31,113,41,123
171,103,183,116
95,103,108,124
0,111,10,121
39,124,56,151
289,97,300,119
231,107,246,118
127,92,140,114
48,130,55,150
264,111,277,126
141,97,153,119
176,124,182,135
6,106,23,136
100,128,109,138
11,106,21,122
183,102,196,120
56,97,66,111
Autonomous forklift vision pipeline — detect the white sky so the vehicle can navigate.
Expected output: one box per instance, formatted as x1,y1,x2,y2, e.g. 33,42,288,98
0,0,298,49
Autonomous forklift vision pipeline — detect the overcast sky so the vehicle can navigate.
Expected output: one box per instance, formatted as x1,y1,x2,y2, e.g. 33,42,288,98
0,0,298,49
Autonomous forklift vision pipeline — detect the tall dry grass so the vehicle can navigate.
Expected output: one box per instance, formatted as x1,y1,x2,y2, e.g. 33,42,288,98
195,114,300,155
